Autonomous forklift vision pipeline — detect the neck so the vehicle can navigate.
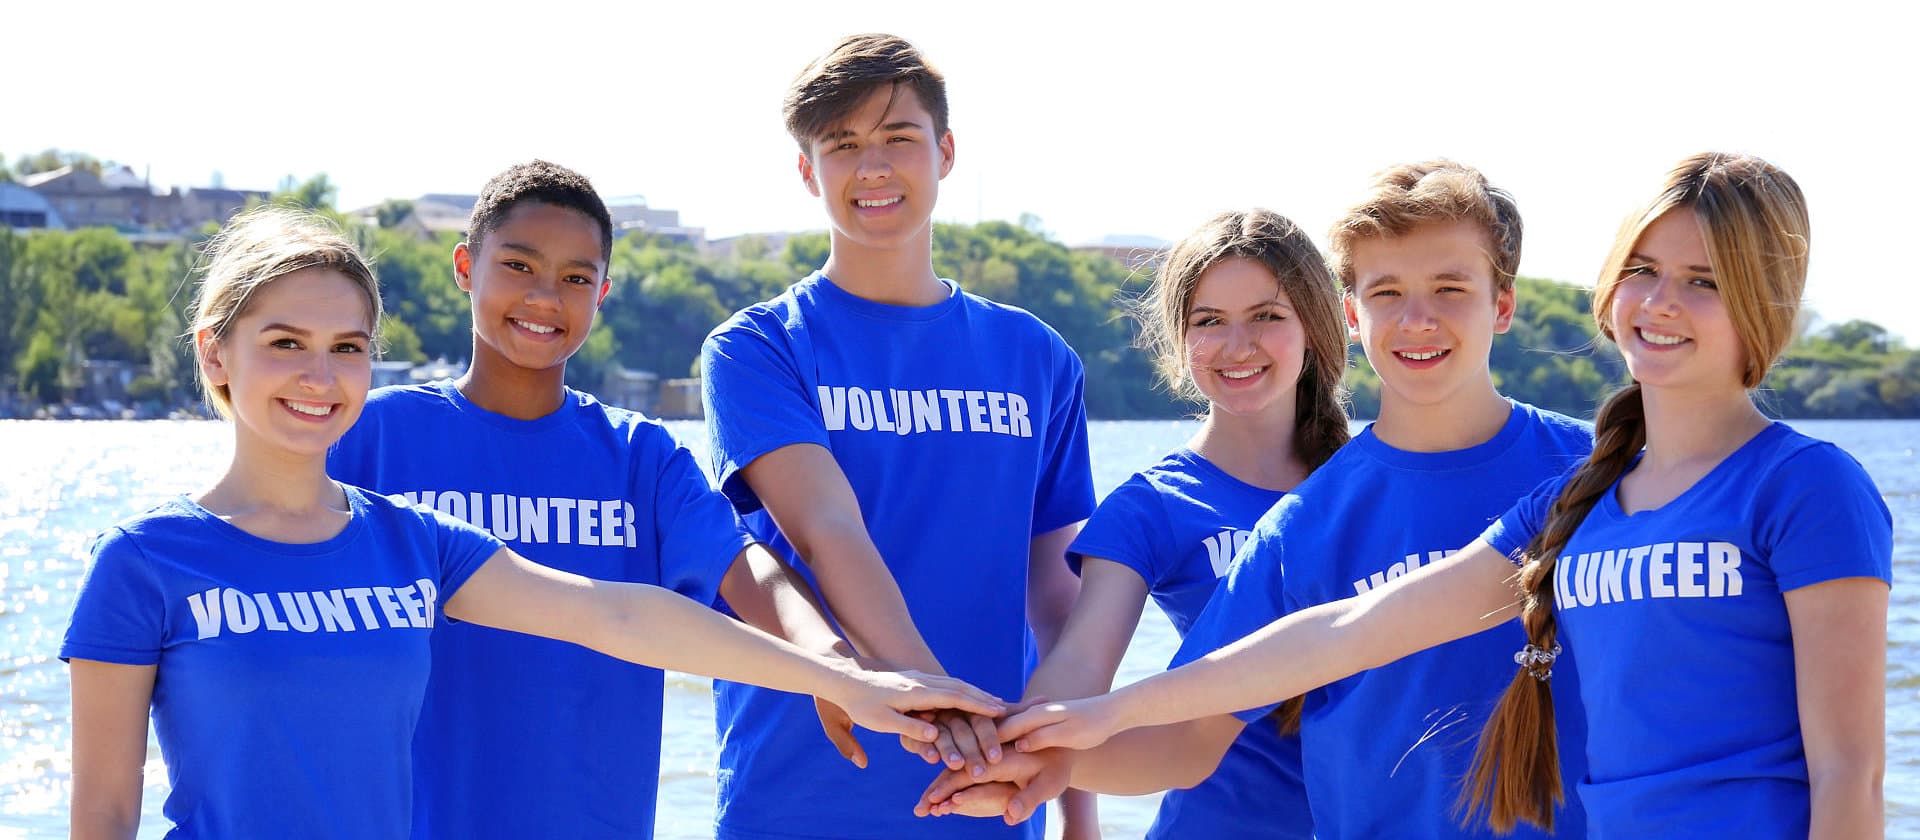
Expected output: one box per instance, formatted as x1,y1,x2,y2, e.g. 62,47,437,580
457,338,568,420
1369,380,1512,453
1187,398,1308,491
200,431,340,518
1637,382,1770,471
820,229,946,307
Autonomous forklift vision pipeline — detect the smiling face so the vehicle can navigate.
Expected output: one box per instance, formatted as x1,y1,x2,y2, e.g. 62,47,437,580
1184,257,1308,422
197,267,374,458
1607,209,1746,394
799,83,954,256
454,201,610,374
1344,219,1515,413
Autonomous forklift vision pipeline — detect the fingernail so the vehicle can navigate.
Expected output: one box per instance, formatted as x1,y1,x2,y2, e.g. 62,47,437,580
971,764,983,778
988,747,1002,761
925,749,939,761
947,753,962,765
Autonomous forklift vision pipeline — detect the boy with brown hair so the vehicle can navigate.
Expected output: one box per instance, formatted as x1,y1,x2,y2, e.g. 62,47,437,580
699,33,1093,839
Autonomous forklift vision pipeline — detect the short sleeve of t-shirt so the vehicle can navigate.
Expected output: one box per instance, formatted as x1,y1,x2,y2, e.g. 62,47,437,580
1755,442,1893,590
1480,471,1573,565
1168,505,1291,722
416,504,507,605
700,315,828,515
61,527,166,665
1029,342,1095,537
1067,475,1172,584
649,437,756,607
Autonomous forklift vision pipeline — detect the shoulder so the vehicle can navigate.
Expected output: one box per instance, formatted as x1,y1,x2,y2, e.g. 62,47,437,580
92,500,196,556
1515,401,1596,448
1754,424,1881,497
360,382,454,414
959,291,1076,353
706,282,809,344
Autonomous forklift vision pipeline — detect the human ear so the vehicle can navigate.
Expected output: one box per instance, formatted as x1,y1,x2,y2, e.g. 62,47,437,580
596,279,611,309
1492,284,1517,335
937,130,956,180
196,329,229,388
799,152,822,198
1343,293,1361,341
453,242,475,293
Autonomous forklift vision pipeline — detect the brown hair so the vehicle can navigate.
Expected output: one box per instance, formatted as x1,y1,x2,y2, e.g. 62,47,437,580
1136,209,1351,469
189,206,382,418
1327,160,1523,293
784,34,949,153
1462,153,1809,832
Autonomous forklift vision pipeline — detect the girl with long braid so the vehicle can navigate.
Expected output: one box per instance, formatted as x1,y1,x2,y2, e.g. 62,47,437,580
982,153,1892,838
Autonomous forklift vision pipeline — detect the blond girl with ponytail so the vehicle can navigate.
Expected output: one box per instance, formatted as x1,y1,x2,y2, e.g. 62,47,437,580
992,153,1892,839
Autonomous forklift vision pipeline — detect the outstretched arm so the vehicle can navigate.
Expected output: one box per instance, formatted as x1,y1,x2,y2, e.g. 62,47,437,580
445,548,1004,741
1788,576,1889,839
1004,540,1522,752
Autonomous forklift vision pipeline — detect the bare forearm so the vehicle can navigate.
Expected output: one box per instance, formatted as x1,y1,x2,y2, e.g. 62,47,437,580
799,515,942,671
720,544,850,658
1809,768,1884,839
1068,718,1238,794
1113,548,1516,732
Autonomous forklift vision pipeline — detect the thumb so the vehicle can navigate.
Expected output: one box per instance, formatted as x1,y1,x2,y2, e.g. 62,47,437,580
1005,759,1070,825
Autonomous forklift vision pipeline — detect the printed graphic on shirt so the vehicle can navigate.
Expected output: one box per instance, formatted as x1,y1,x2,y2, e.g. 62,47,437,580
186,578,440,638
1201,528,1253,577
1553,541,1744,610
1351,548,1458,595
389,490,637,547
818,385,1033,438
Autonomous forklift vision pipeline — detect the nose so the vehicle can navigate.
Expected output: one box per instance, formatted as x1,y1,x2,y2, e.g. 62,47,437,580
522,274,563,310
1640,274,1682,316
856,145,893,181
1222,322,1257,361
298,348,337,391
1398,294,1438,334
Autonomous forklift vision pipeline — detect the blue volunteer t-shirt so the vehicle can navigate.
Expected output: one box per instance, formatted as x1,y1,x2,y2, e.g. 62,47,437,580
61,487,501,840
1068,448,1310,839
1175,402,1593,839
1482,421,1892,839
701,272,1095,840
329,382,752,839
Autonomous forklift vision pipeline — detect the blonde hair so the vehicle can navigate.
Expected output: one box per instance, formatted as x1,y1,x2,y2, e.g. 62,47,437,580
1327,160,1523,292
189,206,381,418
1135,209,1351,470
1463,153,1810,833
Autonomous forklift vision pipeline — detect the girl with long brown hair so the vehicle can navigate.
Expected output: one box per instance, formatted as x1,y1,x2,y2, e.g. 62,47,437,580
929,210,1349,838
992,153,1892,839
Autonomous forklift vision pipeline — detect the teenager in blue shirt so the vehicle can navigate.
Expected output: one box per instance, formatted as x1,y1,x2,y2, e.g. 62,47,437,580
62,208,1004,840
700,34,1094,840
926,161,1593,838
327,160,886,839
923,210,1349,839
996,154,1891,839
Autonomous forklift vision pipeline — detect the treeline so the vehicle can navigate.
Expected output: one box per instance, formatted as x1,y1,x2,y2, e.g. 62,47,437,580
2,183,1916,419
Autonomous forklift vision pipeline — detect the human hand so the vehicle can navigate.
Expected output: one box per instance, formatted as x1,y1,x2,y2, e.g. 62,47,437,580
998,694,1123,753
897,709,1003,777
823,664,1005,746
814,696,869,768
914,747,1074,824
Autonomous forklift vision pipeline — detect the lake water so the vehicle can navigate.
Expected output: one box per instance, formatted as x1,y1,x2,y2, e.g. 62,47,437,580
1,419,1915,838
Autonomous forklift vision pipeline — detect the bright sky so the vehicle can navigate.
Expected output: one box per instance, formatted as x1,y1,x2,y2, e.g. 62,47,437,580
15,1,1917,342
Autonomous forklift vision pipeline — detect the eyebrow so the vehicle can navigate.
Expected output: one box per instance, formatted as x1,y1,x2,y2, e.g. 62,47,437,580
820,120,927,142
1627,252,1714,273
500,241,604,273
1190,300,1287,314
260,323,372,341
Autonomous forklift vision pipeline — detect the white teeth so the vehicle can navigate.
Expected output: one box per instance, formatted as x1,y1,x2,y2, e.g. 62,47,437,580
1399,350,1445,361
856,197,903,208
513,319,557,334
1639,329,1687,346
1220,367,1265,380
284,401,332,417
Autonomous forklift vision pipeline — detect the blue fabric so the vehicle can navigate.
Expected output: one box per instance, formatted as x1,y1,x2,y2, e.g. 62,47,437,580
1482,421,1892,839
61,487,501,840
701,272,1095,839
1069,448,1310,839
329,382,752,839
1174,402,1593,839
